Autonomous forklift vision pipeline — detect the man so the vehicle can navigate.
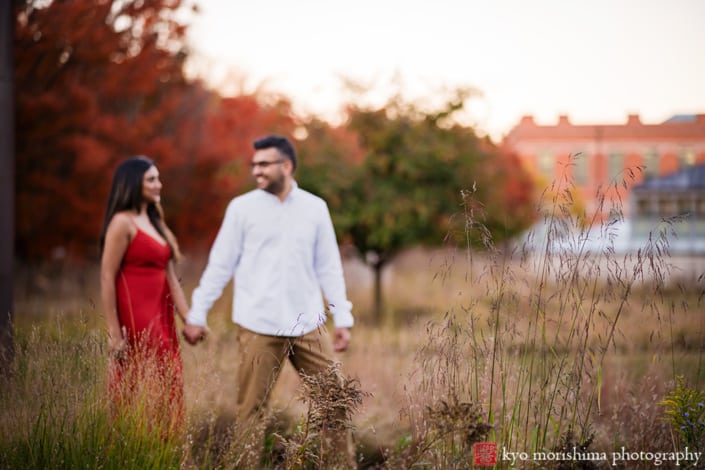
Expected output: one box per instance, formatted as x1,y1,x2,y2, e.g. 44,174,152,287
183,135,354,466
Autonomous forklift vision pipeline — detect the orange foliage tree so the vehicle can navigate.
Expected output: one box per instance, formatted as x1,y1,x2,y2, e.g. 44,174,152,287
164,93,296,253
15,0,195,260
14,0,296,260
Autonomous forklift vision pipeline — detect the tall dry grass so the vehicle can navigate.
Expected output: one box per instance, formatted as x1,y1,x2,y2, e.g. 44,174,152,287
4,161,705,468
349,161,704,468
0,320,185,469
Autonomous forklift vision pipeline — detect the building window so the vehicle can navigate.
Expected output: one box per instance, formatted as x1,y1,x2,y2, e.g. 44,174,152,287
573,151,588,185
608,152,625,180
676,197,691,217
696,197,705,238
658,197,676,218
678,147,696,168
538,150,554,181
643,147,659,179
697,197,705,216
635,196,655,217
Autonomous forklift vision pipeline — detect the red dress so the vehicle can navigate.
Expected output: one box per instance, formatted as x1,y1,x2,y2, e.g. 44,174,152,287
110,229,183,429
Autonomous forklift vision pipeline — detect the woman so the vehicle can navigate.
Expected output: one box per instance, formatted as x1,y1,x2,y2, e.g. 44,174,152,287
99,156,189,431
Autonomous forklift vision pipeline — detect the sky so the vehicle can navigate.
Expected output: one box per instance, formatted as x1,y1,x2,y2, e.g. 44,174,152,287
185,0,705,142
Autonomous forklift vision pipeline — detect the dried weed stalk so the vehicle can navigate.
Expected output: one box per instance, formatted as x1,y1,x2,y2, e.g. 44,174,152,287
278,363,368,469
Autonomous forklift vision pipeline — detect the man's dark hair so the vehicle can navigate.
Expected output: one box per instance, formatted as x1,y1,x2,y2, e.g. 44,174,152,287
253,135,297,172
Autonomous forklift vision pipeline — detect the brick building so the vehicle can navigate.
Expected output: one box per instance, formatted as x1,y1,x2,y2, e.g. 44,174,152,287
631,163,705,253
502,114,705,221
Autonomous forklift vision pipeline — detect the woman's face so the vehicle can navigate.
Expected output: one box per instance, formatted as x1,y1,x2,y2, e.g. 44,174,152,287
141,165,162,204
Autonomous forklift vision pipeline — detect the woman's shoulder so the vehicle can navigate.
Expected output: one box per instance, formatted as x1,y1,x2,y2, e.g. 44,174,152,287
107,211,137,234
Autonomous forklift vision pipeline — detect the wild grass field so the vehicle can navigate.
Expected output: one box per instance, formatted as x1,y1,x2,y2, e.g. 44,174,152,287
3,240,704,469
3,186,705,468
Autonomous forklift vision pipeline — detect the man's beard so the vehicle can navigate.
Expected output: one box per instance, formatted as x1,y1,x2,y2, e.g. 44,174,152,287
262,176,285,196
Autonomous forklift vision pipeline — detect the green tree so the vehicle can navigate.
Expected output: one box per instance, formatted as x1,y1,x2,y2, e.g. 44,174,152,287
296,117,364,216
309,92,534,321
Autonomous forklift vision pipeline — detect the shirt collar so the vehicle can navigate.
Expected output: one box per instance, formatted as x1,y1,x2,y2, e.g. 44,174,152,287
258,179,298,202
285,180,299,201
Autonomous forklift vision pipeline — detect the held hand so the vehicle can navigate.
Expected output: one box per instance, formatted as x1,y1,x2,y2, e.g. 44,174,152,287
108,326,127,361
333,327,351,352
183,323,207,346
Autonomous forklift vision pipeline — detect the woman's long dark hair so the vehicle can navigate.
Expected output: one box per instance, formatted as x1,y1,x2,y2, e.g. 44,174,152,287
99,156,182,261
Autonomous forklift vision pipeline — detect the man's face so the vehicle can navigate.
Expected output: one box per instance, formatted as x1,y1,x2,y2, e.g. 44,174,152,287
251,147,289,195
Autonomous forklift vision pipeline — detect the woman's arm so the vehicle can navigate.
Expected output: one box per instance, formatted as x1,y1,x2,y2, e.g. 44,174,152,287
167,260,190,323
100,213,133,354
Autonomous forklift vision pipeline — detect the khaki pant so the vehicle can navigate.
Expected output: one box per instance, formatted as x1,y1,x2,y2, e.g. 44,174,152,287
234,325,354,468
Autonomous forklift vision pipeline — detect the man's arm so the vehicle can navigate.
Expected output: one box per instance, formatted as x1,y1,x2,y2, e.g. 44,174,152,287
313,202,354,348
183,202,242,344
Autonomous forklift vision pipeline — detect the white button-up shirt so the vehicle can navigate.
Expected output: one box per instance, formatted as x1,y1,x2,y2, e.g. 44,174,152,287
187,182,354,336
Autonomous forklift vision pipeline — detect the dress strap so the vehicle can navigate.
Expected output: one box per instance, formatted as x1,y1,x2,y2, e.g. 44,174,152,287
120,213,140,242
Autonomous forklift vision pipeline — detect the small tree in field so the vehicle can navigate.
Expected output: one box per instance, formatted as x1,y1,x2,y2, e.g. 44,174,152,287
299,90,534,321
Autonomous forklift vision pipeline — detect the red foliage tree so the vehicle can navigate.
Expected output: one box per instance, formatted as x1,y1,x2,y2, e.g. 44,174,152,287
14,0,296,260
164,93,297,253
15,0,195,260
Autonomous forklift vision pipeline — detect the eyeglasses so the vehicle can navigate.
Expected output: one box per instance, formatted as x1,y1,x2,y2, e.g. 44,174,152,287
250,159,285,169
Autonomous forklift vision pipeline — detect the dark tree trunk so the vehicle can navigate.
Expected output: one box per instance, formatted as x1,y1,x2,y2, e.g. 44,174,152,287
372,259,386,323
0,0,15,373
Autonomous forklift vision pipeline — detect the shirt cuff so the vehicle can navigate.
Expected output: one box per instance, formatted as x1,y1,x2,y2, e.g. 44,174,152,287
329,301,354,328
186,310,209,327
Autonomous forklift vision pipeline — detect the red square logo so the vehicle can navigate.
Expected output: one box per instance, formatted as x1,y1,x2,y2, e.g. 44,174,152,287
473,442,498,466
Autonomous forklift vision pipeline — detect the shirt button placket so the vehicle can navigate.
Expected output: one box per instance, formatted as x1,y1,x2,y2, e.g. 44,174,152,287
278,199,288,325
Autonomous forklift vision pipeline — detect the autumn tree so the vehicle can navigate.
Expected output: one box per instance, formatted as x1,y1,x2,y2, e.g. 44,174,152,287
14,0,199,260
328,92,534,321
296,117,365,221
14,0,298,260
164,92,297,252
